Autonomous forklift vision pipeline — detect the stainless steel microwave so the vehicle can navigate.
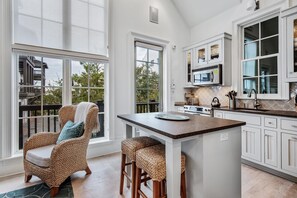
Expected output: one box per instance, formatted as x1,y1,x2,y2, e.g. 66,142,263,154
193,65,222,86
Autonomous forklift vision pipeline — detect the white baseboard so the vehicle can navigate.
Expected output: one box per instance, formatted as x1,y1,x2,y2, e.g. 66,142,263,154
0,140,122,178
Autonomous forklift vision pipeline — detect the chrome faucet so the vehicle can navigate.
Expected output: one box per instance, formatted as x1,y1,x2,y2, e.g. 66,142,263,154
248,89,261,109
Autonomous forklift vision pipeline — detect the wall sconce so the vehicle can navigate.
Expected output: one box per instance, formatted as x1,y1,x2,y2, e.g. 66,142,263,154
246,0,259,11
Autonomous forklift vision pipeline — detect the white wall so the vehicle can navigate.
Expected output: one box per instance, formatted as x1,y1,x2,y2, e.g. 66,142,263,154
109,0,190,140
190,0,289,43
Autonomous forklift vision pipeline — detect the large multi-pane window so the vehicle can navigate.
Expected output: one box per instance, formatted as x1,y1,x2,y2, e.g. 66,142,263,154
13,0,108,151
242,16,279,95
16,55,107,150
135,42,163,113
14,0,107,55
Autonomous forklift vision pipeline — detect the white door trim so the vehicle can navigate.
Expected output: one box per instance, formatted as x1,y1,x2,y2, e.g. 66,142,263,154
128,31,171,113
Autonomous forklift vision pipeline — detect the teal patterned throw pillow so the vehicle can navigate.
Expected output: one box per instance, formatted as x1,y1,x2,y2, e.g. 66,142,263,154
56,121,84,144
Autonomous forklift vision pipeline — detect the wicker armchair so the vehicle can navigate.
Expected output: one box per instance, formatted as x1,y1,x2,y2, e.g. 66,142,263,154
23,104,99,197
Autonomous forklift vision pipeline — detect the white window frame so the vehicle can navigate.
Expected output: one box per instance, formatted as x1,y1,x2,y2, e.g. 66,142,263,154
232,4,289,100
128,32,171,115
12,0,109,56
134,41,164,113
11,49,109,154
0,0,110,158
241,16,280,96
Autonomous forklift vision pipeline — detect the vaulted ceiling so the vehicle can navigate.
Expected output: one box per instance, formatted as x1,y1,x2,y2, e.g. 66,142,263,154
171,0,242,27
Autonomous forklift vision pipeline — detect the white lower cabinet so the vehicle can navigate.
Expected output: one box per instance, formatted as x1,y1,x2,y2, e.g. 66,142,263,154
264,130,277,167
242,126,261,162
214,110,297,177
282,133,297,175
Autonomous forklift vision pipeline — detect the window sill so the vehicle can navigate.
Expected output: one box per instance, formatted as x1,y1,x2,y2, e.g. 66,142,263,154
89,138,114,147
1,138,115,161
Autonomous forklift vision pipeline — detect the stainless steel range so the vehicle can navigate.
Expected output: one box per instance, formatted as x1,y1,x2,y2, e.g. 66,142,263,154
183,105,212,117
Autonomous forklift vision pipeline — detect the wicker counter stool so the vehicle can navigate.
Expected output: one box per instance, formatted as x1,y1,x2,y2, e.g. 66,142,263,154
135,144,186,198
120,136,161,198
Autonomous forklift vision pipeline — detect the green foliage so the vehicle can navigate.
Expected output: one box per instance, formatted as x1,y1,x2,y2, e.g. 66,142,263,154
43,62,104,105
135,62,160,103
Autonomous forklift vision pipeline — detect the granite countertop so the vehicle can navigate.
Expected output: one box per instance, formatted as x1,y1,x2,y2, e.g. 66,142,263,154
118,112,245,139
213,107,297,118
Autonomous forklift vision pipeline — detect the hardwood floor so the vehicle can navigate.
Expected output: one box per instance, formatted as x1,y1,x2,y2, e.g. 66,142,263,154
0,152,296,198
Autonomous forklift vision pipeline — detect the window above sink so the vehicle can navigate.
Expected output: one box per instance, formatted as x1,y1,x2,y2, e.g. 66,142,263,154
232,5,289,100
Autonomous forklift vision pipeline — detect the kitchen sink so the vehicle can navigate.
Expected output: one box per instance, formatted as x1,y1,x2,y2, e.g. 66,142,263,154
235,108,269,112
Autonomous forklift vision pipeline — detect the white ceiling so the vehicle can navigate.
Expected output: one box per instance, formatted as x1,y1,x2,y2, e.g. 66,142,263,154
171,0,242,27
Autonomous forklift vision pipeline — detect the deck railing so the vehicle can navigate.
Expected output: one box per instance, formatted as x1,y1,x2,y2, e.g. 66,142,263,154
19,104,62,149
18,102,158,149
136,102,159,113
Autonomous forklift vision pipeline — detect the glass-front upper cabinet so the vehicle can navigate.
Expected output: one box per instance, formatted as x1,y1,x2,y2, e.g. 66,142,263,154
185,50,193,86
195,45,207,66
194,40,223,67
282,8,297,81
208,40,222,63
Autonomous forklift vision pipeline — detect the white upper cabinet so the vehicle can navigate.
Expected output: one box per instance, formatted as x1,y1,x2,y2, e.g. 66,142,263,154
282,6,297,81
183,33,232,86
191,33,231,69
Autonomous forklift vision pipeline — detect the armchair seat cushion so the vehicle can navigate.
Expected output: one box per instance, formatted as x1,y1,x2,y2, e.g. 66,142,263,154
26,145,55,168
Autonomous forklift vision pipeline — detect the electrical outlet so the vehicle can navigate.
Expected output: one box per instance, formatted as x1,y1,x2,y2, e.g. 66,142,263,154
220,133,228,141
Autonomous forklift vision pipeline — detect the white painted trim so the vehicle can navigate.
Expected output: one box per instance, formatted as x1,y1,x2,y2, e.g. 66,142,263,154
128,32,171,112
0,140,121,178
232,2,289,100
12,44,109,63
0,0,12,159
183,32,232,51
107,0,115,140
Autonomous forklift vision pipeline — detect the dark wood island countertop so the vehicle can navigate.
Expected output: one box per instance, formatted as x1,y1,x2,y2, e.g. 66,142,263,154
118,112,246,139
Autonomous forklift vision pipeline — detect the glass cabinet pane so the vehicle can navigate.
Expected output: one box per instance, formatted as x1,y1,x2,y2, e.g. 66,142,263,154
197,48,206,64
261,36,278,56
260,76,278,94
260,57,277,76
293,19,297,72
210,44,219,61
244,24,259,43
261,17,278,38
186,51,192,83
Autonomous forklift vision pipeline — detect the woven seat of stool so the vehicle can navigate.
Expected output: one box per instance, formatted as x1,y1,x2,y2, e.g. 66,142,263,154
136,144,186,182
121,136,160,161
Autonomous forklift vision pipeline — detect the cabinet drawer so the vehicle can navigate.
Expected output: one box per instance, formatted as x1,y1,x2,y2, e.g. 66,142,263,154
214,112,223,118
264,117,277,129
281,119,297,133
225,112,261,126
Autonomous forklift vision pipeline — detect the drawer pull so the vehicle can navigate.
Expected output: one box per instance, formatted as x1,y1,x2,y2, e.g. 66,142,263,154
291,125,297,128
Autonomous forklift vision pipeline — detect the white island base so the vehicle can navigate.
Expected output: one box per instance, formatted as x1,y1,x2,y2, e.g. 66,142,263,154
182,127,241,198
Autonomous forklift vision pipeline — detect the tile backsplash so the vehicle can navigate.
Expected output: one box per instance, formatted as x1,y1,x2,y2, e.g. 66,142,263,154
193,83,297,111
193,86,231,107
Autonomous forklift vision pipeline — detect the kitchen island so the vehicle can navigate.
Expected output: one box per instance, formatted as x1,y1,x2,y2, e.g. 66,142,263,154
118,112,246,198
